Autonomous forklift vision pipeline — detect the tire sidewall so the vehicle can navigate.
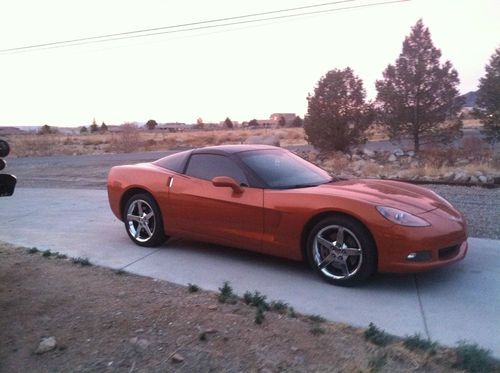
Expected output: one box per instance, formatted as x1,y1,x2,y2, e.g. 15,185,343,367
306,216,376,286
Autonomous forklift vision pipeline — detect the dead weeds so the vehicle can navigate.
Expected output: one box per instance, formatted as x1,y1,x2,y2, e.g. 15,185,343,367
2,242,492,372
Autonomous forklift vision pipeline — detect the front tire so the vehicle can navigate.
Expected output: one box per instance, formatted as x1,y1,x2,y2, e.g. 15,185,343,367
123,193,167,247
306,216,376,286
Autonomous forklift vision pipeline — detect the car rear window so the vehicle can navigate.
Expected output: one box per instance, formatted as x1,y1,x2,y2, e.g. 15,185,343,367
153,150,190,173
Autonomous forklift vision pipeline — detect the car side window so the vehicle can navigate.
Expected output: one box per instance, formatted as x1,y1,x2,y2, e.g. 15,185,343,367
185,154,248,185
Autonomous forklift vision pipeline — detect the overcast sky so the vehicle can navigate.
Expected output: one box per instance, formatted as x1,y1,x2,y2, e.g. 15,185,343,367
0,0,498,127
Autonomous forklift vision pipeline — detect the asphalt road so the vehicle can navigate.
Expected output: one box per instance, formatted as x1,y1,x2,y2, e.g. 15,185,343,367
1,187,499,357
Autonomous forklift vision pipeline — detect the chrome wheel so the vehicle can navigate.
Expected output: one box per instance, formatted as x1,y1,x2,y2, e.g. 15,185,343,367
126,199,156,243
312,224,363,281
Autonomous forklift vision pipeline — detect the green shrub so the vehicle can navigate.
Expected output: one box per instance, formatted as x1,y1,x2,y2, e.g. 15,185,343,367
364,322,393,346
454,341,494,373
255,306,265,325
218,281,236,303
403,333,437,353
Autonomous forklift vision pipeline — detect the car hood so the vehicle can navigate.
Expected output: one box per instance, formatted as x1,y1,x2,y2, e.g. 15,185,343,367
313,179,458,216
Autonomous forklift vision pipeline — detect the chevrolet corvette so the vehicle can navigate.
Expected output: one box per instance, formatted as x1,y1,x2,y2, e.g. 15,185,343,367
107,145,467,286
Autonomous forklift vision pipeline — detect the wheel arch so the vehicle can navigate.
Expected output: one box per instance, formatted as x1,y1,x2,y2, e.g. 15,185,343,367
119,187,156,220
300,211,378,267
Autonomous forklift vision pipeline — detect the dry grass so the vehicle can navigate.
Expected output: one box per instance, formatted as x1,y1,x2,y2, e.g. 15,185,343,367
7,128,306,157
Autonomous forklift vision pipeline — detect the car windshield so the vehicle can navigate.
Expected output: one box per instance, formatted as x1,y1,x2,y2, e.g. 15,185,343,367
239,149,332,189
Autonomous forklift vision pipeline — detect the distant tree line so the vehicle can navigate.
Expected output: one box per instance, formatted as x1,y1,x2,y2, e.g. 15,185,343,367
304,19,500,153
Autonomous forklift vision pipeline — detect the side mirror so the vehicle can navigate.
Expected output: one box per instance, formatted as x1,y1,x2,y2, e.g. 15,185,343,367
212,176,243,194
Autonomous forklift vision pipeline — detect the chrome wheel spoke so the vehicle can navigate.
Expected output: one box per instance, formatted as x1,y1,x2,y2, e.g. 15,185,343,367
336,227,345,246
134,225,142,238
319,252,336,269
127,214,141,223
145,212,154,221
339,258,350,276
143,224,153,238
138,202,144,216
344,247,362,256
317,236,334,250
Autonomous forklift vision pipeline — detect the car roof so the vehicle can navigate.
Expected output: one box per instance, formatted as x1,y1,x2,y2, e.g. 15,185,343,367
191,144,281,155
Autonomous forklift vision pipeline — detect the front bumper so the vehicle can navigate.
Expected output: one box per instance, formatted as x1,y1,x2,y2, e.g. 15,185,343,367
375,208,468,273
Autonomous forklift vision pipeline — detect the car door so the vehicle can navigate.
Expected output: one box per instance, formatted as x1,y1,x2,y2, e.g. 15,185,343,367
167,153,264,252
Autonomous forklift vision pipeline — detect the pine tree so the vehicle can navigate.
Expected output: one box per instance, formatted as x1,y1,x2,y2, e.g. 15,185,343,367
146,119,158,130
89,118,99,133
224,117,234,129
291,116,303,127
477,47,500,146
304,67,373,152
375,19,463,152
100,122,108,132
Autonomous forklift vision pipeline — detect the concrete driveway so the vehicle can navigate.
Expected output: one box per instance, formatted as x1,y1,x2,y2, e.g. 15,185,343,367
1,187,499,357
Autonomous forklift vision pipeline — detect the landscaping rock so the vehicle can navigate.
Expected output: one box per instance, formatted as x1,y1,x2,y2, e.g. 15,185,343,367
362,148,375,158
470,176,479,184
129,337,150,350
393,148,404,156
388,154,397,162
453,172,469,183
35,336,57,354
171,353,185,363
407,151,415,157
443,171,455,181
479,175,488,183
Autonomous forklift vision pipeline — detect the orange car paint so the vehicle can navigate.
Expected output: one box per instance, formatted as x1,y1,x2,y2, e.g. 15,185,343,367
108,149,467,274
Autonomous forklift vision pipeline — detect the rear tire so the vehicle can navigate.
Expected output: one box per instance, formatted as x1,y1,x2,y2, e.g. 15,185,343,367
306,216,376,286
123,193,167,247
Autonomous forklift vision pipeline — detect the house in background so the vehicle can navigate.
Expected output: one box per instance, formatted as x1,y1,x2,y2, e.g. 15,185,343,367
270,113,297,126
157,123,187,132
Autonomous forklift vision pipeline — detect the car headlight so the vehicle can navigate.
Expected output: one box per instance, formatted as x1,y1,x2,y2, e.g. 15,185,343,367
376,206,430,227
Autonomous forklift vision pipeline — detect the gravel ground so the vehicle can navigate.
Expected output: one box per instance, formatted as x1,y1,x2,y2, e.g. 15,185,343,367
5,151,500,240
427,185,500,240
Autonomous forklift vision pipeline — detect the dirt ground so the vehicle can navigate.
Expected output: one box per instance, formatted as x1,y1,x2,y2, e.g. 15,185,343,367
1,243,494,373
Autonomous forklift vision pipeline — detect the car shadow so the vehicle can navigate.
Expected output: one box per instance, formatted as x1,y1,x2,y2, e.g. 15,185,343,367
160,237,464,292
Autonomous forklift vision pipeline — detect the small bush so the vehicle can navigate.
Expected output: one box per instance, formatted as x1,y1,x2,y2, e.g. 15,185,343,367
310,323,326,335
454,341,493,373
115,269,125,275
42,249,51,257
255,306,265,325
242,291,269,310
403,333,437,353
270,300,288,314
288,307,297,318
27,247,39,254
218,281,236,303
71,257,91,266
364,322,393,346
308,314,325,323
55,253,67,259
187,283,199,293
243,291,253,305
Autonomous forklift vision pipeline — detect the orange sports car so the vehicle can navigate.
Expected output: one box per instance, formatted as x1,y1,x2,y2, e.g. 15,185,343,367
107,145,467,286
